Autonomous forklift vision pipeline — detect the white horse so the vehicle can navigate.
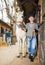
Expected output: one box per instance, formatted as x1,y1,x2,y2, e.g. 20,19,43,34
16,6,27,57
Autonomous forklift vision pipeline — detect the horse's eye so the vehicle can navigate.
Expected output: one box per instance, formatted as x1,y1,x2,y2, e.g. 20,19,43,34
22,16,23,18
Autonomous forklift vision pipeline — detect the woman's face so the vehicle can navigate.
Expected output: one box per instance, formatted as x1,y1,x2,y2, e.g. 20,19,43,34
29,16,34,22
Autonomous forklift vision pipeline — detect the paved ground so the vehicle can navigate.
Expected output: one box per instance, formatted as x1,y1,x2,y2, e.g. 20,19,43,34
0,45,40,65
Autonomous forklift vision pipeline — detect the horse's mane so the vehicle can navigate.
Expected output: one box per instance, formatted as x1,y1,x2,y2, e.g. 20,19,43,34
16,6,26,30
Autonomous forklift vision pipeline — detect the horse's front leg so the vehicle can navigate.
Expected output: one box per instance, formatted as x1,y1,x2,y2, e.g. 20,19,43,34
17,36,22,57
22,37,27,57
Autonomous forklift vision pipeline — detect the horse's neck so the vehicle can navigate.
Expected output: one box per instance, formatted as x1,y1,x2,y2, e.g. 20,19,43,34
17,22,26,29
16,24,26,38
16,25,21,31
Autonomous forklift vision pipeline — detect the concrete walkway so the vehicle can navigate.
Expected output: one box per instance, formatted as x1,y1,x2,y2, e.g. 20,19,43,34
0,45,40,65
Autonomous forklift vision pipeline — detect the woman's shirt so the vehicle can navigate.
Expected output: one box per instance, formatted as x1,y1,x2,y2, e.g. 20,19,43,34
26,22,38,37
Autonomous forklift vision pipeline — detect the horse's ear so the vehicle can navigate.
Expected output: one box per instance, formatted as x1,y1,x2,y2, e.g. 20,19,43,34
22,11,24,14
23,11,24,13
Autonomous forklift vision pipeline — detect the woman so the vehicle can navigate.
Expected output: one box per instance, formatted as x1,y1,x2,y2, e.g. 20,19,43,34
25,13,38,62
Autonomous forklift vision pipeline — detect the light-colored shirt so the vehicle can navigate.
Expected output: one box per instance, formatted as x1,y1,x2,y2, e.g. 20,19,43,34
26,22,38,38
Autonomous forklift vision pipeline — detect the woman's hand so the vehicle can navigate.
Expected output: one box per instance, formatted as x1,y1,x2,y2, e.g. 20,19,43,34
33,30,36,36
23,28,26,32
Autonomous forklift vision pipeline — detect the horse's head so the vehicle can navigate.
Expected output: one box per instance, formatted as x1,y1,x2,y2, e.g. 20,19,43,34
16,11,24,23
16,6,24,23
16,6,26,30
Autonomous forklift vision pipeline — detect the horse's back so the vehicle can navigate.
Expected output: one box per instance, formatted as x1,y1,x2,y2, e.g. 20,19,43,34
16,26,26,38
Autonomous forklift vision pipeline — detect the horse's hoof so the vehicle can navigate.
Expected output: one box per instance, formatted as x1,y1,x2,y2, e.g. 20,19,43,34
19,52,22,54
26,52,28,54
17,56,20,58
22,56,26,58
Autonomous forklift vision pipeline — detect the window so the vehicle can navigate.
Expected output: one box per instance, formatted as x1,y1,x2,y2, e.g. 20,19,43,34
0,0,15,24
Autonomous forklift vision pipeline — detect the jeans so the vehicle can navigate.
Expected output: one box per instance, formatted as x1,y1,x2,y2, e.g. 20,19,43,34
27,36,36,56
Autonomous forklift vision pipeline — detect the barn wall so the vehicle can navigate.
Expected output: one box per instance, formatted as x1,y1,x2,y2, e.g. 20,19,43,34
38,0,45,65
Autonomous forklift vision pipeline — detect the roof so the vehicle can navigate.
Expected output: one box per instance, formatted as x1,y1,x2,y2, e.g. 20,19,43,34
0,20,12,30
